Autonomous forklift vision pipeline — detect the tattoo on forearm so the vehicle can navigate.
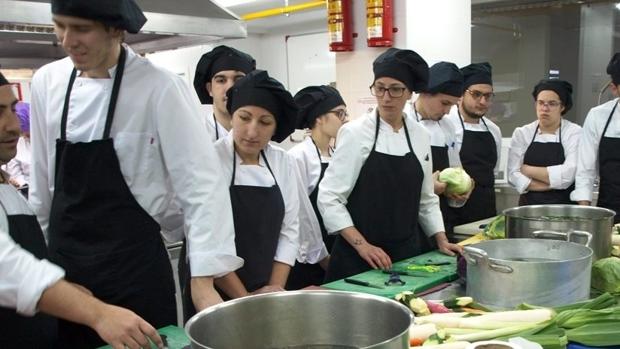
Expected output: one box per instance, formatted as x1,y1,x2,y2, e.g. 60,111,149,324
353,239,363,246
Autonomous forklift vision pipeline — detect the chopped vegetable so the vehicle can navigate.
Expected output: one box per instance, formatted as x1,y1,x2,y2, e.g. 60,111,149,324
591,257,620,293
427,301,452,314
424,329,448,345
410,337,425,347
566,323,620,346
410,298,432,316
439,167,473,195
482,215,505,239
443,297,474,309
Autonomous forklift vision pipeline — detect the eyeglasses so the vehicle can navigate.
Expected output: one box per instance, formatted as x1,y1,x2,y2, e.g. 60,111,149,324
327,109,348,121
466,89,495,101
536,100,562,109
369,84,407,98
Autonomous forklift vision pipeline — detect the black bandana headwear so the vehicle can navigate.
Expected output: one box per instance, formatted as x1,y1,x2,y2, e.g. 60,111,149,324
226,70,298,143
607,53,620,85
532,79,573,115
426,61,464,97
461,62,493,91
373,48,429,93
294,85,345,129
51,0,147,33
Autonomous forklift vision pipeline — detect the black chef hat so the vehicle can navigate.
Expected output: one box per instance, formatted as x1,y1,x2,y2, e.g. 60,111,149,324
532,79,573,115
226,70,298,143
294,85,345,129
0,72,9,86
51,0,146,34
373,48,429,93
607,53,620,85
461,62,493,90
426,61,464,97
194,45,256,104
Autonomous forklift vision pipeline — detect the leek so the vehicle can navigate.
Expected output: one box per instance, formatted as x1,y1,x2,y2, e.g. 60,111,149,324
451,323,539,342
566,323,620,346
554,306,620,328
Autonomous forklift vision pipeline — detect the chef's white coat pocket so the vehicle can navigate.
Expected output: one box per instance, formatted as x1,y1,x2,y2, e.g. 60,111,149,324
113,132,157,185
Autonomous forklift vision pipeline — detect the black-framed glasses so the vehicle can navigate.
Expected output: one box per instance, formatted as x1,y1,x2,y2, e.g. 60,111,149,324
370,84,407,98
536,100,562,109
466,89,495,101
326,109,348,121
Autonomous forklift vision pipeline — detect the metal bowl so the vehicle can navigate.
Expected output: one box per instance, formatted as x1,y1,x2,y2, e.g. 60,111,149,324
185,290,412,349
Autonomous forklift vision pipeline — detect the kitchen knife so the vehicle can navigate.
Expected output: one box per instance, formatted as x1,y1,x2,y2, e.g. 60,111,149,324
344,278,385,289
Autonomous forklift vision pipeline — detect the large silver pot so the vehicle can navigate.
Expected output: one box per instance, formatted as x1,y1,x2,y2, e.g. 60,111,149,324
503,205,614,260
185,290,412,349
463,238,592,308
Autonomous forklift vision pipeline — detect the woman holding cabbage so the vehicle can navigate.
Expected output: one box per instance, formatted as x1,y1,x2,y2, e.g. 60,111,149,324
318,48,463,282
507,79,581,205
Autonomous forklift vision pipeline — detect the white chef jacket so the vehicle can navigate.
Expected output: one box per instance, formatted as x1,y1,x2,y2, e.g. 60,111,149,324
288,137,331,264
445,106,503,175
213,132,301,267
6,137,30,188
572,98,620,202
0,183,65,316
508,119,582,194
29,45,242,277
409,106,462,168
318,110,445,236
204,107,229,143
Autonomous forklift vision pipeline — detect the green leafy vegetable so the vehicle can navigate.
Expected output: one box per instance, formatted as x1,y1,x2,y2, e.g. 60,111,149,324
591,257,620,293
439,167,473,195
482,215,505,239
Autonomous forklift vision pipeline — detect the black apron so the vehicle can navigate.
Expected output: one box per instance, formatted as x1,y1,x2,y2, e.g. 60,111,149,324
519,124,574,205
0,189,57,348
597,102,620,223
413,105,447,243
287,139,333,290
213,114,220,141
180,150,285,320
451,113,498,226
47,47,176,348
324,114,424,282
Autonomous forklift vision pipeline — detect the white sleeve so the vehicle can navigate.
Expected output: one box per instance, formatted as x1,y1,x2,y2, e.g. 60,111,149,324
318,125,367,234
492,121,503,175
0,229,65,316
273,154,301,266
154,79,242,277
29,71,53,237
5,158,26,187
571,111,600,202
507,127,532,194
548,124,581,190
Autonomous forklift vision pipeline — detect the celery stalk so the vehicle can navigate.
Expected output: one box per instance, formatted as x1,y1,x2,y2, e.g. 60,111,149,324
566,323,620,346
452,323,539,342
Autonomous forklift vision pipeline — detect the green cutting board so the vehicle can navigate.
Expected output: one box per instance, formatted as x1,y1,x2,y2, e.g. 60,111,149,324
97,325,189,349
322,250,458,298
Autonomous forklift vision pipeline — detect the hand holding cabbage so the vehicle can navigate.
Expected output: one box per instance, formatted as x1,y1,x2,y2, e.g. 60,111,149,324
438,167,475,200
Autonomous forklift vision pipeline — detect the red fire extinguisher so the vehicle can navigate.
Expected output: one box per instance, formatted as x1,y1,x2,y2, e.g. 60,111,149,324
327,0,354,52
367,0,394,47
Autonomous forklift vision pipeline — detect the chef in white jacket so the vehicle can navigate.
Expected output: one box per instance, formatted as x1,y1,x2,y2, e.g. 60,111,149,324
411,61,467,237
318,48,462,282
0,71,163,349
193,45,256,142
508,79,581,205
29,0,241,345
210,70,301,301
445,62,502,225
572,52,620,223
6,102,31,195
287,85,348,289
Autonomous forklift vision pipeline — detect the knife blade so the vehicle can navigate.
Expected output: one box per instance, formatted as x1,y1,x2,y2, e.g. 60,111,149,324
344,278,385,289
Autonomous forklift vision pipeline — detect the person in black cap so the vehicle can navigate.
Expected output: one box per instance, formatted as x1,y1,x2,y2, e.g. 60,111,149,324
508,79,581,206
0,72,163,349
572,53,620,222
411,61,471,237
286,85,348,289
318,48,462,282
192,70,301,308
446,62,502,226
194,45,256,141
30,0,241,346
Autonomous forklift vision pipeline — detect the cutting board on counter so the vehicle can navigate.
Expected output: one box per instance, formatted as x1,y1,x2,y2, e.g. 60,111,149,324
322,250,458,298
97,325,189,349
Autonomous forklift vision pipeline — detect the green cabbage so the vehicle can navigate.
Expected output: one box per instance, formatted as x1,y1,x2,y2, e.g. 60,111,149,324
439,167,473,195
591,257,620,294
483,214,505,239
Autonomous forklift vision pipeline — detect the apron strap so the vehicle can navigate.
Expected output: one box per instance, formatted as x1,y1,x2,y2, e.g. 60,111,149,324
372,113,414,153
231,148,279,187
310,137,323,163
60,45,127,141
413,102,420,122
213,114,219,141
600,101,619,141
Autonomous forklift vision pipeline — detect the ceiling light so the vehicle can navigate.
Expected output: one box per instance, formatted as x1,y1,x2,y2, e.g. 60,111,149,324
616,2,620,10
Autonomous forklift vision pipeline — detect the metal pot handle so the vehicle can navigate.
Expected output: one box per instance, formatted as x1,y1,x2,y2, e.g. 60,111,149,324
462,246,513,273
568,230,593,247
532,229,592,247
